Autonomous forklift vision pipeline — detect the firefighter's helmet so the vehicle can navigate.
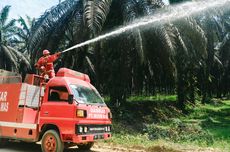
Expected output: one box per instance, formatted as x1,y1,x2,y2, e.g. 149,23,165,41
40,66,45,71
43,50,50,55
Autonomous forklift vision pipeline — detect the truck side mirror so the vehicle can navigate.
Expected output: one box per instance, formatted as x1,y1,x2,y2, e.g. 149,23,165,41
68,94,74,104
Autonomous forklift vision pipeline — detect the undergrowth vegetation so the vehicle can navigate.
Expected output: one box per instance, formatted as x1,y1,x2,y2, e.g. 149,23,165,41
145,118,214,145
105,96,230,151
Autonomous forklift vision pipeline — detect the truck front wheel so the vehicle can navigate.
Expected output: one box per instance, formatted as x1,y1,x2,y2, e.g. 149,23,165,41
77,142,94,150
41,130,64,152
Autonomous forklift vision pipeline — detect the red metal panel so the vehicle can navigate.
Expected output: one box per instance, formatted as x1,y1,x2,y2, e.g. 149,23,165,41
24,74,43,86
16,108,24,123
0,125,16,138
0,82,39,141
0,125,38,141
0,83,22,122
22,108,39,124
39,102,76,134
24,74,35,84
15,127,38,140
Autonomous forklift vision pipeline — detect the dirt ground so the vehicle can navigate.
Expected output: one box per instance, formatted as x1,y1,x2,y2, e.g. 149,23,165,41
0,141,220,152
92,143,220,152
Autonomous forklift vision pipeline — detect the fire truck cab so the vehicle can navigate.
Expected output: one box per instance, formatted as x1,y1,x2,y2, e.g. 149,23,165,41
0,68,112,152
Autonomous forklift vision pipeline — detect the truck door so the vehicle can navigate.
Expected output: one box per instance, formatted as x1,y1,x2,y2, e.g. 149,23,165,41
40,86,75,132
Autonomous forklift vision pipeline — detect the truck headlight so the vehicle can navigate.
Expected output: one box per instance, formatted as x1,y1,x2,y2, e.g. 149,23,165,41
77,109,87,118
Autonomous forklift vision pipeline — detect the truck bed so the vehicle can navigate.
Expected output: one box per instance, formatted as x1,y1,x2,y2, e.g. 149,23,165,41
0,82,42,141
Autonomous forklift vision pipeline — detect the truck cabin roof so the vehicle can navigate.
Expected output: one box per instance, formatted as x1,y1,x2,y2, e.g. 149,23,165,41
23,68,91,88
47,76,91,88
47,68,92,88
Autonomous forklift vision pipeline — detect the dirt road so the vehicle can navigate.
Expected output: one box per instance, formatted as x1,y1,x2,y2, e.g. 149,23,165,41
0,142,145,152
0,142,219,152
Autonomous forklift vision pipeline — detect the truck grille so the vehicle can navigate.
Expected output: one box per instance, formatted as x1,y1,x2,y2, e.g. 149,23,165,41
75,124,112,135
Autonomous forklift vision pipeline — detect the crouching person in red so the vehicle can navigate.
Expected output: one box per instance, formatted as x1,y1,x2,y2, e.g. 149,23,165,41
35,50,61,79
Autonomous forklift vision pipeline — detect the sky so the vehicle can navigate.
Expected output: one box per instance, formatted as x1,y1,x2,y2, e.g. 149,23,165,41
0,0,59,19
0,0,170,20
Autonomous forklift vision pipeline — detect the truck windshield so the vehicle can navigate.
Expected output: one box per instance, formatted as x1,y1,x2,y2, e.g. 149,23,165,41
70,84,104,104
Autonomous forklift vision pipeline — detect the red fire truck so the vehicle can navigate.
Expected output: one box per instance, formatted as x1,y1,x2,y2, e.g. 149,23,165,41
0,68,112,152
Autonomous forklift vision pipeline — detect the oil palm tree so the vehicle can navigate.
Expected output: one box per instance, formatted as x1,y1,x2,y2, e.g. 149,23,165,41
0,5,30,72
14,16,35,54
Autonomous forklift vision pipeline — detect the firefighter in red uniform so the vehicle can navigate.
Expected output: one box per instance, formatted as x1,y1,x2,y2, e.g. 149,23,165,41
35,50,61,79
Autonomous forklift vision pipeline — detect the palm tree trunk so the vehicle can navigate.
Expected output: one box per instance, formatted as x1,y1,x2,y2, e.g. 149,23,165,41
189,70,196,104
0,31,2,44
177,70,186,111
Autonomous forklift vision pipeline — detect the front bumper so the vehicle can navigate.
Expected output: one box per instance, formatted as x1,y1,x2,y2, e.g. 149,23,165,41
62,124,112,143
72,133,111,143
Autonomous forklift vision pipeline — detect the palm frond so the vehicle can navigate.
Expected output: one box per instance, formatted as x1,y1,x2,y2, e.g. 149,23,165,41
44,13,78,53
122,0,137,22
0,5,11,25
26,15,35,28
1,45,18,68
134,29,145,63
173,17,207,61
83,0,112,36
15,27,28,40
2,19,16,31
7,46,31,69
147,0,165,9
122,0,145,63
144,23,177,78
213,54,223,67
66,10,85,44
18,17,30,35
138,0,159,15
28,0,80,56
172,25,188,56
85,56,96,74
121,0,164,63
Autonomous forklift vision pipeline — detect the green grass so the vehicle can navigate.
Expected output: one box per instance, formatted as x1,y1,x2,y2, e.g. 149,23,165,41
127,94,177,102
106,134,188,152
184,100,230,150
105,96,230,151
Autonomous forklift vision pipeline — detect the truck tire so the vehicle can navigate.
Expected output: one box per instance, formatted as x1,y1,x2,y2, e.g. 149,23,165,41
77,142,94,150
41,130,64,152
0,128,7,147
0,138,7,147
